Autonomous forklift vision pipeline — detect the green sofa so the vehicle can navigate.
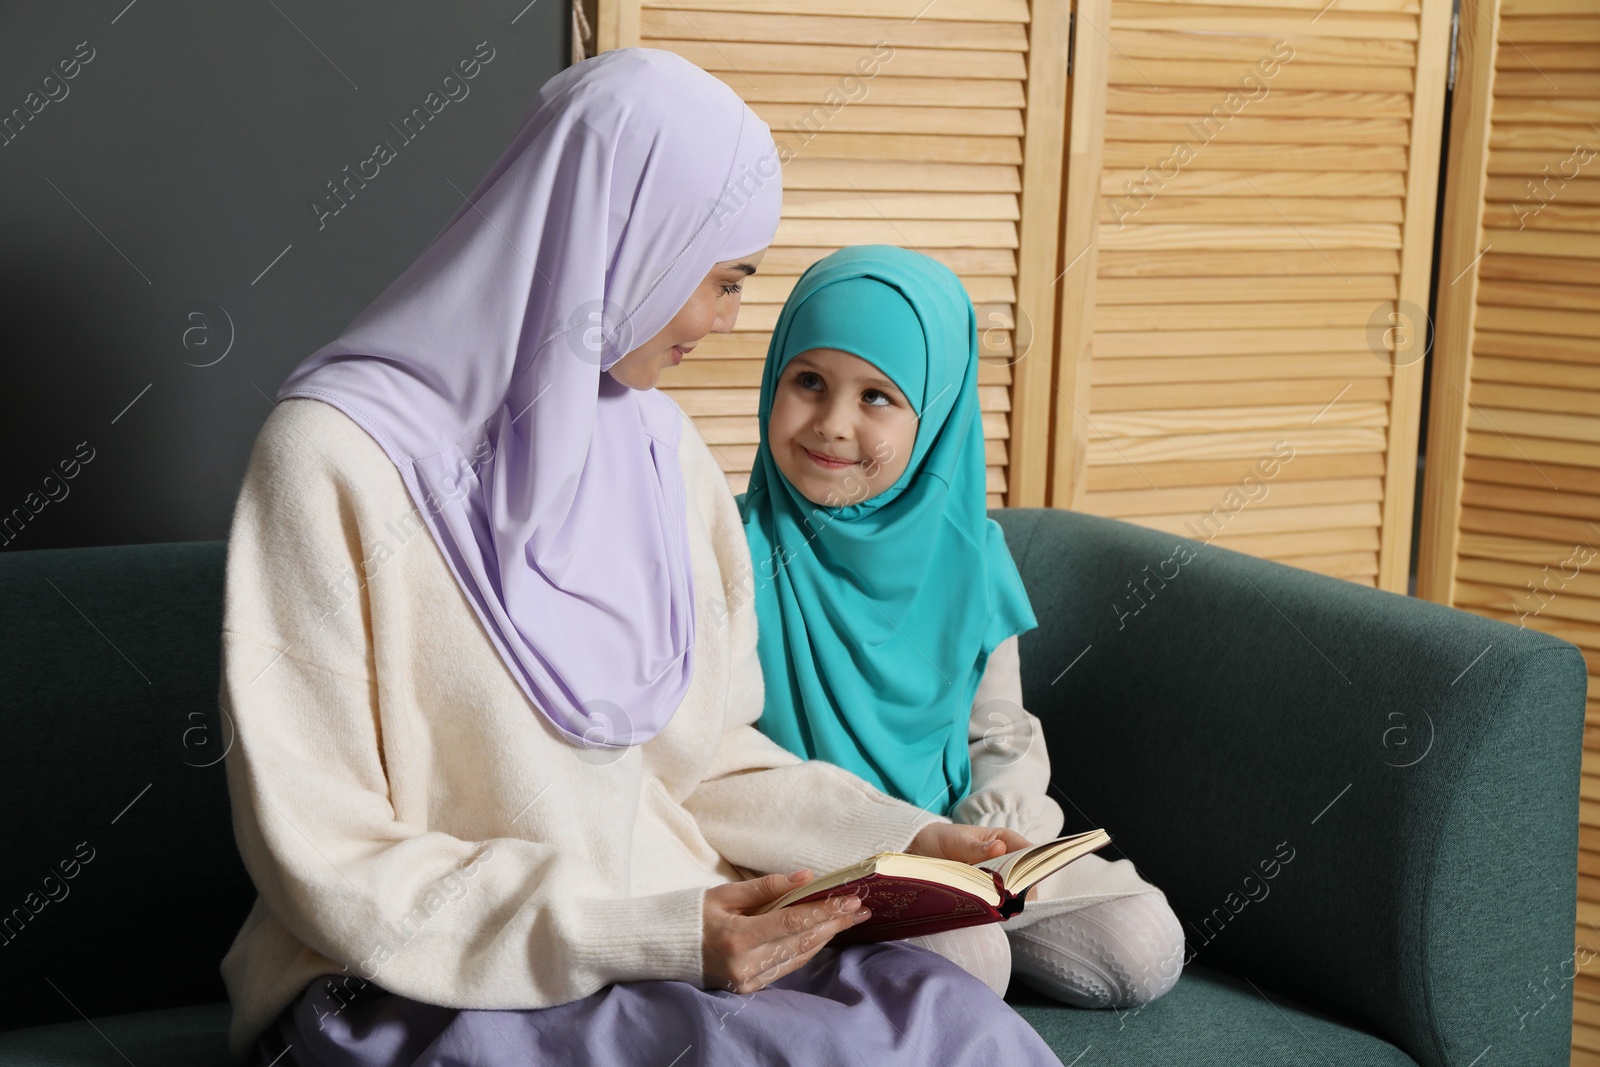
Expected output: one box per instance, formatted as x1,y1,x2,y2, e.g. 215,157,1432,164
0,509,1585,1065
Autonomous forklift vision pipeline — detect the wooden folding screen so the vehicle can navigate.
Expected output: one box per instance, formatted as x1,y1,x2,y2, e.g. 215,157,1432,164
594,0,1072,505
1050,0,1454,591
1415,0,1600,1060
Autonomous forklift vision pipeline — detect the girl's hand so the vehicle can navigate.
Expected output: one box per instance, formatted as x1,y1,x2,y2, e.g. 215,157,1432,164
702,870,871,995
907,823,1032,864
908,824,1044,900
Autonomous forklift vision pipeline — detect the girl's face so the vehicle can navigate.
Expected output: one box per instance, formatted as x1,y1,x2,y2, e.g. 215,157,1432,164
768,347,918,507
607,248,768,390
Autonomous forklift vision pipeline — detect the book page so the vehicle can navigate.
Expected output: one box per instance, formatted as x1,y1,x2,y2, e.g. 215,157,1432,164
973,829,1112,893
755,852,998,914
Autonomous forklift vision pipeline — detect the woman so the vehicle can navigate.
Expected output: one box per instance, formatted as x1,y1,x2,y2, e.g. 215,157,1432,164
218,48,1066,1065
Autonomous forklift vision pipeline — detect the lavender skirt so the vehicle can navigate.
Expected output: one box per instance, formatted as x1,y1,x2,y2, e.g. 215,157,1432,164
255,941,1064,1067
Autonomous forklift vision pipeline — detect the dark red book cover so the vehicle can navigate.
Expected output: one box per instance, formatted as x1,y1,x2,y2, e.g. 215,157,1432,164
784,869,1029,945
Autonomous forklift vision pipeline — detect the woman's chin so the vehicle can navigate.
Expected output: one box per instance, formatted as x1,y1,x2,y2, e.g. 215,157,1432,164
606,366,658,391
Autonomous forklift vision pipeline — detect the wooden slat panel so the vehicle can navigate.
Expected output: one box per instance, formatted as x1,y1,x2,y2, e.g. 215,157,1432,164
1106,115,1413,145
1098,248,1401,274
1108,59,1419,92
1147,0,1419,11
1088,476,1383,517
1091,377,1390,411
750,246,1018,276
1098,299,1408,330
1097,273,1398,304
1101,167,1409,197
1100,196,1406,225
707,72,1026,109
1109,3,1421,38
1494,42,1600,70
1086,451,1387,491
751,102,1025,137
659,41,1028,79
779,158,1021,192
1091,353,1393,384
1094,326,1380,357
640,10,1029,49
761,131,1023,165
1086,427,1388,465
642,0,1032,22
614,0,1068,516
1053,0,1448,594
1108,86,1414,119
1102,140,1411,171
1109,29,1417,66
774,218,1019,247
1427,4,1600,1049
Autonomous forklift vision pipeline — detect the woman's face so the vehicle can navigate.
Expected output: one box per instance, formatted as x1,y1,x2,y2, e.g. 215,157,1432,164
607,248,768,390
767,347,918,507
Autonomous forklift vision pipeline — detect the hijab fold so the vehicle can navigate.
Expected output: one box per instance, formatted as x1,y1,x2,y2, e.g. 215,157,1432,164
739,245,1037,814
276,48,782,748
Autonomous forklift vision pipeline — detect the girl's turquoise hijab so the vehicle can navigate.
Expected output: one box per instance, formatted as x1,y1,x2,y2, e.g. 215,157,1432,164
737,245,1037,815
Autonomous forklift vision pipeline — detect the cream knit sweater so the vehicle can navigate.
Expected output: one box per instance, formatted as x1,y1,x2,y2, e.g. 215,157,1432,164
217,397,1059,1057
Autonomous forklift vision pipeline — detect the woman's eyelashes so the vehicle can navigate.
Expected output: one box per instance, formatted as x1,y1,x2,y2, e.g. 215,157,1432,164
719,282,743,296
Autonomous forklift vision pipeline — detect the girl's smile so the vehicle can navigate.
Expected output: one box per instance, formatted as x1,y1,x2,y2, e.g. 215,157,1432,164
768,346,918,506
802,446,857,469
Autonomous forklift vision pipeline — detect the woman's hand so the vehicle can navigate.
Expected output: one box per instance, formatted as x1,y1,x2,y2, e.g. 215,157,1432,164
908,823,1043,900
702,870,872,995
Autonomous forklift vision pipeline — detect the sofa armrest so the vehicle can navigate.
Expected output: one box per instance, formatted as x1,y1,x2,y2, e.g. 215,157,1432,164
993,508,1587,1067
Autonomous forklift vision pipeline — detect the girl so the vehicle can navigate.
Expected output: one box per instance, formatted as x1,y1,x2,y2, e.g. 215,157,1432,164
739,244,1187,1008
219,53,1066,1065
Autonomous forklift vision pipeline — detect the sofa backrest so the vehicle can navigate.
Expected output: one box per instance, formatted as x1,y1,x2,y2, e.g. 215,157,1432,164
991,507,1587,1067
0,540,253,1032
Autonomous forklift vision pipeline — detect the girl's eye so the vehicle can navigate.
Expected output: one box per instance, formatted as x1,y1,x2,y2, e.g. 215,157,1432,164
862,389,891,407
795,370,823,391
720,283,743,296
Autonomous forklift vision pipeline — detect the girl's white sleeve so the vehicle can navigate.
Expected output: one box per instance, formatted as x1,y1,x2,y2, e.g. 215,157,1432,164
950,634,1067,845
674,415,949,876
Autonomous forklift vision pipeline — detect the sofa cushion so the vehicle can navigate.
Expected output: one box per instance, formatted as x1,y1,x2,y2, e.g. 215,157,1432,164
0,967,1417,1067
0,1003,233,1067
1005,964,1419,1066
0,542,256,1033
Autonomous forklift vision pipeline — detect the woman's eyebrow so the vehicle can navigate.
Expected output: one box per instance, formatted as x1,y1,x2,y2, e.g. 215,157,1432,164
724,263,758,276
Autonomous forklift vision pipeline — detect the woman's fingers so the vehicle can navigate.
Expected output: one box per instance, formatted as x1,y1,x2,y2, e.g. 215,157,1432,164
704,872,875,995
736,893,871,993
715,870,812,912
744,926,842,990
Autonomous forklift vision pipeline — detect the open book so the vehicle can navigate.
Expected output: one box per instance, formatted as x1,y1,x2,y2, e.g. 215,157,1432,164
752,828,1112,944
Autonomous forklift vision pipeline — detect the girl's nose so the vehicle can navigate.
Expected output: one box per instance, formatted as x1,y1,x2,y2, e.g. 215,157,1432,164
814,402,851,440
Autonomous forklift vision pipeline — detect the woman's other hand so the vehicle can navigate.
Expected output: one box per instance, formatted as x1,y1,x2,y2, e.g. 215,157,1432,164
702,870,871,995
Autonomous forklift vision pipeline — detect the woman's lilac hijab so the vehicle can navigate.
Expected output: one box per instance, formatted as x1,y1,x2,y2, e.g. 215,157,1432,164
274,48,782,748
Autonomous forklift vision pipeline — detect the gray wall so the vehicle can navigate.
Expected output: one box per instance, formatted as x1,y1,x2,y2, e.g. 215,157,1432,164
0,1,569,552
